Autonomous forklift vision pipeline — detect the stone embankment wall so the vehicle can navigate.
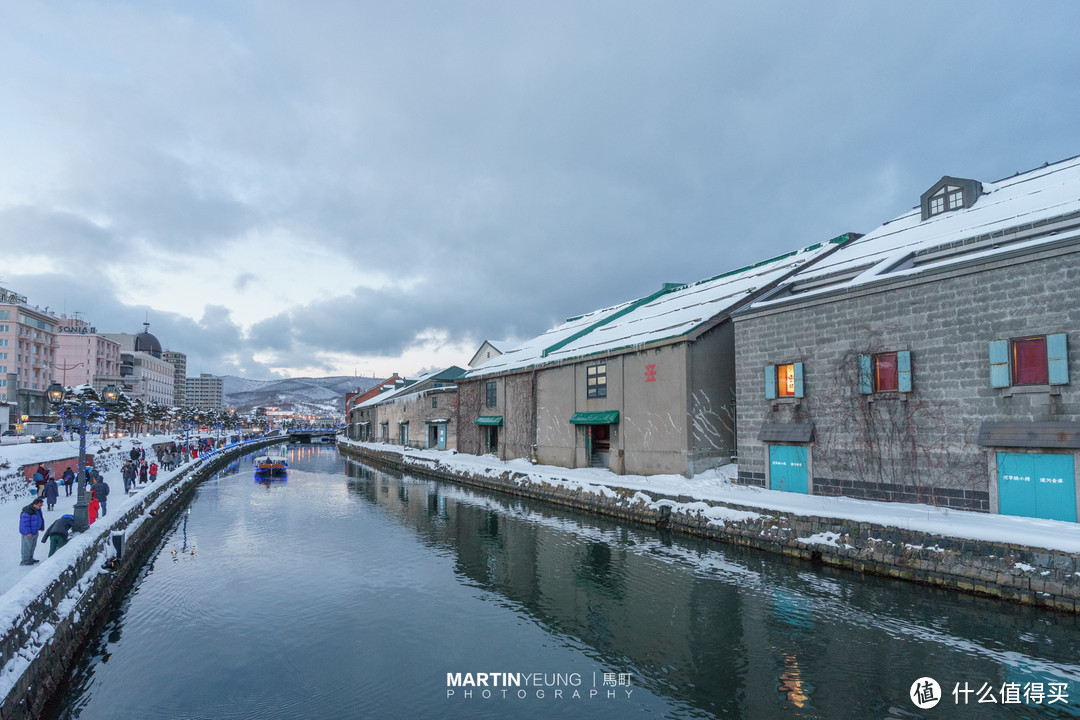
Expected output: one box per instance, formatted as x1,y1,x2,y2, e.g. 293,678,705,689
0,438,282,720
340,442,1080,614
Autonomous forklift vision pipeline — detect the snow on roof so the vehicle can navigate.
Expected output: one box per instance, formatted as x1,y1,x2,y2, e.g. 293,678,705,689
357,366,465,408
359,379,417,408
465,239,847,379
754,154,1080,307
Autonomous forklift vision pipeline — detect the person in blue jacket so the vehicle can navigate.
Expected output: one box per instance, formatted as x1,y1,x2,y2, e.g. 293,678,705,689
19,498,45,565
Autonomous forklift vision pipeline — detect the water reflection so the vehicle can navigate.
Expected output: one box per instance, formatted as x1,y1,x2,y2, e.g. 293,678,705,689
344,458,1080,719
40,449,1080,719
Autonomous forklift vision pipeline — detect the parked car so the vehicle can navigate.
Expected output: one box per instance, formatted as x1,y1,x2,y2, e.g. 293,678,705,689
1,430,19,437
31,429,65,443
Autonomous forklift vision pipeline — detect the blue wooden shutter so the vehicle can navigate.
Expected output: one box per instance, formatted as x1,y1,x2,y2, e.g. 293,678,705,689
897,350,912,392
764,365,776,399
1047,333,1069,385
793,362,804,398
989,340,1010,388
857,354,872,394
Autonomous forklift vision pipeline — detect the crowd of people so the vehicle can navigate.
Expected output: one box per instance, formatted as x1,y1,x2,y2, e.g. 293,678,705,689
17,437,222,566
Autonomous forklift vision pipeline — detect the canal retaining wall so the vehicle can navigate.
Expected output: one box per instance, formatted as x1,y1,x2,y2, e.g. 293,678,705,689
0,437,283,720
340,441,1080,614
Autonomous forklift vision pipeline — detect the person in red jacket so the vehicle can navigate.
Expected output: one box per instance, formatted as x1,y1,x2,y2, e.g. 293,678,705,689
88,491,99,525
149,461,159,482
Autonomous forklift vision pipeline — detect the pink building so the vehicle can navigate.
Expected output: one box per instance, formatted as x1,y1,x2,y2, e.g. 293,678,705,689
53,315,123,393
0,286,60,420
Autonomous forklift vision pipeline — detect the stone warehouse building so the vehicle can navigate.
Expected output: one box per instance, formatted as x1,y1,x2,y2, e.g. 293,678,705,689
734,156,1080,522
347,374,404,441
456,238,852,476
357,367,465,449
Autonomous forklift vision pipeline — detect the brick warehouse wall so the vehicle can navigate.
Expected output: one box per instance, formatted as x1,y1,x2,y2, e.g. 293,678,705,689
734,241,1080,511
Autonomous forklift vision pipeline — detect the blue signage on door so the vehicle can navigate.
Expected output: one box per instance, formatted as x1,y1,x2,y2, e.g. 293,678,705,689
998,452,1076,522
769,445,809,494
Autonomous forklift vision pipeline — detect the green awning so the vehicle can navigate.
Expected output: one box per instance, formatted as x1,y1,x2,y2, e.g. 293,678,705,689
475,415,504,426
569,411,620,425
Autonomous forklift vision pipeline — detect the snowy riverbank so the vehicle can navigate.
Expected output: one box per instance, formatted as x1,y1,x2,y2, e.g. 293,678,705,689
337,437,1080,554
339,437,1080,612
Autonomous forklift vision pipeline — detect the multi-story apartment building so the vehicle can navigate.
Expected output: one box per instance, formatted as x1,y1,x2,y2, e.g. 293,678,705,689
105,325,176,407
186,373,224,410
162,350,187,406
0,287,60,420
53,315,122,394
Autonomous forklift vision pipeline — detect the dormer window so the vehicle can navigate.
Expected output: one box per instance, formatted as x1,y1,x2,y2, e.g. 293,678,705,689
928,185,964,216
919,176,982,221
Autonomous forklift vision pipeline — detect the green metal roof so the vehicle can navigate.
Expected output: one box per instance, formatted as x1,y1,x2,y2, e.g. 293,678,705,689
542,284,686,358
569,410,620,425
474,416,504,426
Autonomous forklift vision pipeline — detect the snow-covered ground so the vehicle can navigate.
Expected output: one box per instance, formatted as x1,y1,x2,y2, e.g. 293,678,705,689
0,433,225,596
342,439,1080,555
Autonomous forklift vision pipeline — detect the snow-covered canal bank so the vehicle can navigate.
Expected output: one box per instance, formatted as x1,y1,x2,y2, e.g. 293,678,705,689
43,447,1080,718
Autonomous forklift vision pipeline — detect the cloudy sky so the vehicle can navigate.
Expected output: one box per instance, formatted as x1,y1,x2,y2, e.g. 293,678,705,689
2,2,1078,380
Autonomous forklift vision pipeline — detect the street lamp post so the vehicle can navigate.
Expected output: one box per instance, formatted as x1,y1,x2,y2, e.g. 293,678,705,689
47,383,118,532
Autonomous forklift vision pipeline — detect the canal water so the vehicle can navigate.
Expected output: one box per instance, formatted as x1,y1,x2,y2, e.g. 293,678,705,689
44,446,1080,719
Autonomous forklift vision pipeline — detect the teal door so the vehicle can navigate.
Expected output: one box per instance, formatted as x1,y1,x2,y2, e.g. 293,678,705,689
769,445,809,494
437,424,446,450
998,452,1076,522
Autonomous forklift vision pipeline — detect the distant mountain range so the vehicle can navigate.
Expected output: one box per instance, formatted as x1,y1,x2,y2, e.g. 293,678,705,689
222,375,381,418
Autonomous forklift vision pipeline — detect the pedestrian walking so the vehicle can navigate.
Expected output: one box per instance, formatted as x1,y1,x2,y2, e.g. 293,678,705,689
32,466,47,496
139,460,148,485
19,498,45,565
92,477,110,516
121,460,136,493
41,514,75,557
62,467,75,497
149,461,158,483
44,477,59,511
129,447,140,464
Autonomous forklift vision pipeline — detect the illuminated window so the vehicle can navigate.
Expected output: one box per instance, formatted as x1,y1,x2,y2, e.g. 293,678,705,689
777,364,797,397
765,362,803,399
1012,336,1049,385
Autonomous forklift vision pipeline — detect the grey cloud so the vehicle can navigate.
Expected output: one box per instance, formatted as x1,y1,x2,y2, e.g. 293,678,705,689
2,2,1079,378
234,273,257,292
